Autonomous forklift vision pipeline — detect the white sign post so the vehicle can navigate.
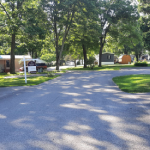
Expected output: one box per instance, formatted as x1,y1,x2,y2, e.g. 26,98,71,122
23,57,27,83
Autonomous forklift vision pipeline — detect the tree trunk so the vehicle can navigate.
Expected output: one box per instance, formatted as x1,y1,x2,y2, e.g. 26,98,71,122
136,54,138,62
10,34,15,74
57,29,68,70
99,37,104,67
74,59,76,67
82,44,87,68
55,37,60,70
99,46,103,67
35,52,37,58
139,54,141,61
54,13,60,71
32,50,33,58
56,50,59,70
124,45,128,55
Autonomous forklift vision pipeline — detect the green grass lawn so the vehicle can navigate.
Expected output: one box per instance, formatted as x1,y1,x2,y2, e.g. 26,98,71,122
0,75,60,87
0,70,65,77
113,74,150,93
63,64,138,71
63,63,150,71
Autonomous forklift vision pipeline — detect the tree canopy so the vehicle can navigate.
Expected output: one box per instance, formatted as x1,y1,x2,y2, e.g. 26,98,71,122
0,0,147,72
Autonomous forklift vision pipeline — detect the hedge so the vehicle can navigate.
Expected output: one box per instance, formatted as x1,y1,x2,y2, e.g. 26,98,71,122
134,61,148,67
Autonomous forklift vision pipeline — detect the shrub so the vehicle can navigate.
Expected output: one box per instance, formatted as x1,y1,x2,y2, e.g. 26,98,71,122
87,56,96,69
134,61,148,67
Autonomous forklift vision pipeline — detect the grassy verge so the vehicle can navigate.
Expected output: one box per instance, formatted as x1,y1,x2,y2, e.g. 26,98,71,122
63,64,150,71
113,74,150,93
63,64,134,71
0,70,65,77
0,75,60,87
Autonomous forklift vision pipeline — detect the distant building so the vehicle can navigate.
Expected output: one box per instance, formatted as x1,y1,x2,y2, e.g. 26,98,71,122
141,54,149,60
95,53,114,65
0,55,31,73
118,55,131,64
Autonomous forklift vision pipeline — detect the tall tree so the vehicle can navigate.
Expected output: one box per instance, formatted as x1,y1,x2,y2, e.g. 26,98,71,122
105,20,143,58
97,0,139,67
18,6,47,57
41,0,77,70
67,2,99,68
140,17,150,51
41,0,98,70
0,0,26,73
138,0,150,51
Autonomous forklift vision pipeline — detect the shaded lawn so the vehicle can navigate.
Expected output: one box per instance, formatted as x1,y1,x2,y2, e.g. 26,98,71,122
113,74,150,93
63,64,150,71
0,75,60,87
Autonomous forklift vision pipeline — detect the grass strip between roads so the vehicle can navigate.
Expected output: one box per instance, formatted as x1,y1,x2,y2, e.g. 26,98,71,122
113,74,150,93
1,75,60,87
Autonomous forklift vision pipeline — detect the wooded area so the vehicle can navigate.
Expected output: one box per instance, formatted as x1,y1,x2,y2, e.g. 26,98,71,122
0,0,149,73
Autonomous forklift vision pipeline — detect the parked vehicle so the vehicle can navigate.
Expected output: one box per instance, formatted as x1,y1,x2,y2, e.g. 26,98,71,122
19,63,47,72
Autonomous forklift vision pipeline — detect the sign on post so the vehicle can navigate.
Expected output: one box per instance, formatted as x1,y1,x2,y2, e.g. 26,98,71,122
28,61,36,74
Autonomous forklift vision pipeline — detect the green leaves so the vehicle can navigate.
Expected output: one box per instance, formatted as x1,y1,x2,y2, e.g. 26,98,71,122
138,0,150,14
138,0,150,51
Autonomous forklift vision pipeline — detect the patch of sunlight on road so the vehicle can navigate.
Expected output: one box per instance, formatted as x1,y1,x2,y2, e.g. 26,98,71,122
82,83,101,88
28,140,58,150
60,86,70,89
136,114,150,125
94,88,121,93
113,131,149,149
63,122,92,132
0,114,7,119
84,92,93,95
60,103,107,114
62,92,81,96
20,103,30,105
43,131,120,150
73,98,91,102
99,115,122,123
99,114,149,150
11,117,34,129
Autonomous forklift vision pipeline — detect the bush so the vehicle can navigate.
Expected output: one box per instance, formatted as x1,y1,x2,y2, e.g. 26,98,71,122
134,61,148,67
87,56,96,69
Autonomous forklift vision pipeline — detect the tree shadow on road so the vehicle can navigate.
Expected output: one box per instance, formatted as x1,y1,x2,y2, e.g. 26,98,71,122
0,71,150,150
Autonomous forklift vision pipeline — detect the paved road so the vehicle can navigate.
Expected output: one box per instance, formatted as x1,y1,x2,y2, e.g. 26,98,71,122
0,69,150,150
47,65,83,71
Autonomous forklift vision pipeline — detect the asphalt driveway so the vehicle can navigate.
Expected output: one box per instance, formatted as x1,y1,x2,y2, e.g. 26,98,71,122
0,69,150,150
